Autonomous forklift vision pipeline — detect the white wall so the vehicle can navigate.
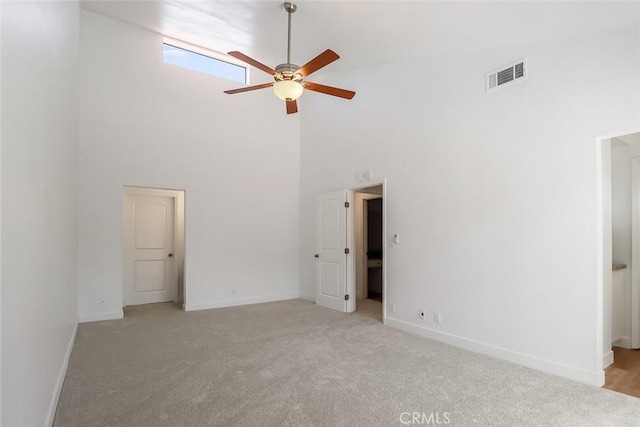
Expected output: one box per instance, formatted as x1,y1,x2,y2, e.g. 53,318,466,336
612,269,627,345
300,25,639,385
78,12,301,319
1,1,80,425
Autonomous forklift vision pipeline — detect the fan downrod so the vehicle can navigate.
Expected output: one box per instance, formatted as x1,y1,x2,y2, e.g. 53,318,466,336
276,1,298,72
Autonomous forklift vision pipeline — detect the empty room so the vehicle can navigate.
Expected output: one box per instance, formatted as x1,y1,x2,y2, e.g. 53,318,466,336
2,0,640,426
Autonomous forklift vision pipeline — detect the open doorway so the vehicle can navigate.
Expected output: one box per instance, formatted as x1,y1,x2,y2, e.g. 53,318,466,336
353,184,384,322
599,130,640,396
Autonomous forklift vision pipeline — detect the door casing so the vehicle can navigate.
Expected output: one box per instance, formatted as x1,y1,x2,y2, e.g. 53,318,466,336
630,156,640,348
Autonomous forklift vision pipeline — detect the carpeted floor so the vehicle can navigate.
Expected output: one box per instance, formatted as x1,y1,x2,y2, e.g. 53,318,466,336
54,299,640,426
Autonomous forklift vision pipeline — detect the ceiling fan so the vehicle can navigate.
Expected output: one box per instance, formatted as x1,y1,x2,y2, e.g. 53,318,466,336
224,2,355,115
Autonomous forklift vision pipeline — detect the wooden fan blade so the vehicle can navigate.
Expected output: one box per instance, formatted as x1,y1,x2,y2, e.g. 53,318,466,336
304,81,356,100
286,100,298,114
228,51,276,75
298,49,340,77
224,82,274,95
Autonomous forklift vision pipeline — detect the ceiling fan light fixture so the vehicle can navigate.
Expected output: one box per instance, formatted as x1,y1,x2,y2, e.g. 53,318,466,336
223,2,355,114
273,79,304,101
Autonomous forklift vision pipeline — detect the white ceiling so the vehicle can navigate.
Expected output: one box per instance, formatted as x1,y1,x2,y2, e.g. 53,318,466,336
81,1,639,74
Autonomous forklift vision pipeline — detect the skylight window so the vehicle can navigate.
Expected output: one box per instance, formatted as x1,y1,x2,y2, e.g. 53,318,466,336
162,42,247,84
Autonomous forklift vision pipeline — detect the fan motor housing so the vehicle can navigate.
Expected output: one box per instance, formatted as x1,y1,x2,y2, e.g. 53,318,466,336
275,63,303,82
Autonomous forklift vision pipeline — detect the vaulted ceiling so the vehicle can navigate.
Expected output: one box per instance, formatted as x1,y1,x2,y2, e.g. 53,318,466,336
82,1,638,74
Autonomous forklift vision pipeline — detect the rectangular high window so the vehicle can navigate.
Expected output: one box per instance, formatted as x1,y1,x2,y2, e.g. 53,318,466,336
163,42,247,84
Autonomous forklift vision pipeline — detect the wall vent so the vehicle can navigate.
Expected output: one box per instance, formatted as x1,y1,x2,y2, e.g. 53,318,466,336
486,58,527,92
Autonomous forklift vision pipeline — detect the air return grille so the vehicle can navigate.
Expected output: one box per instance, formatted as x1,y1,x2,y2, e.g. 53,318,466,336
486,59,527,92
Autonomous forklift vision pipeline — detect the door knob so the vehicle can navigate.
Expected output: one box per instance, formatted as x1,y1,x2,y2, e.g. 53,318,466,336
168,253,173,257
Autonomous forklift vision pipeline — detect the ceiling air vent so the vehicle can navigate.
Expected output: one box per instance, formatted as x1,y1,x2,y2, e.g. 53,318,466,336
486,58,527,93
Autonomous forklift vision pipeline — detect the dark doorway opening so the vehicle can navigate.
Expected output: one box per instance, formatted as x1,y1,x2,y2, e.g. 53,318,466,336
366,198,383,302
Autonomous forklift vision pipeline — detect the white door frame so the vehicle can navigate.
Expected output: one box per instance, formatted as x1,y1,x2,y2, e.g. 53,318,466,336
347,179,387,322
630,156,640,348
123,186,186,308
598,138,613,370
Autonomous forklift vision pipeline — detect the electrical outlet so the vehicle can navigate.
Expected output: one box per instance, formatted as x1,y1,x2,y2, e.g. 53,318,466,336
419,310,425,319
391,303,396,313
434,312,442,324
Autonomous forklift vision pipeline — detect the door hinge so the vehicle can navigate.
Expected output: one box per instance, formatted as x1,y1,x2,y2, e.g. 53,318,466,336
345,201,350,208
345,294,350,301
345,248,350,254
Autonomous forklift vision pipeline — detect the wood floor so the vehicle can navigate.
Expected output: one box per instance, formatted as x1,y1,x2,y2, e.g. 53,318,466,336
604,346,640,398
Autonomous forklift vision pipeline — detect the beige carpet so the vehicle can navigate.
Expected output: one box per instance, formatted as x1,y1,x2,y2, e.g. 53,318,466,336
55,299,640,426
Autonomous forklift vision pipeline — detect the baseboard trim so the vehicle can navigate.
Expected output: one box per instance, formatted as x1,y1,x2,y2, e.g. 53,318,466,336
613,336,632,349
299,292,315,302
603,350,614,369
45,321,78,426
78,310,124,323
184,293,300,312
385,317,604,387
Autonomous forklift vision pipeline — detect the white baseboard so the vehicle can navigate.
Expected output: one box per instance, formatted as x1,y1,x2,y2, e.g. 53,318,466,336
45,321,78,426
385,317,604,387
78,310,124,323
613,336,632,349
184,293,300,312
603,350,614,369
299,292,315,302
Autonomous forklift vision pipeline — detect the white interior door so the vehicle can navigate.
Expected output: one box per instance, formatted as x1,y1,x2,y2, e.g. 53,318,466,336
315,189,348,312
124,193,176,305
